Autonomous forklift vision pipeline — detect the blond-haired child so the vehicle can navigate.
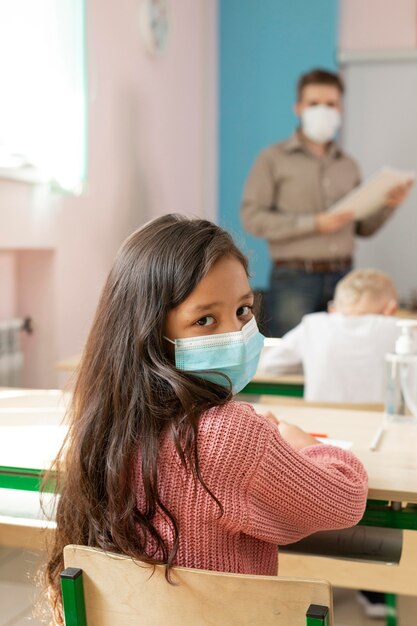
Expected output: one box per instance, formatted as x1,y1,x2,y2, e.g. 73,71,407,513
258,269,400,403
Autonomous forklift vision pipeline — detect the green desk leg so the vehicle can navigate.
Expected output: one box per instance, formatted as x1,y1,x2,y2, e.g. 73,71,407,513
60,568,87,626
385,593,397,626
306,604,329,625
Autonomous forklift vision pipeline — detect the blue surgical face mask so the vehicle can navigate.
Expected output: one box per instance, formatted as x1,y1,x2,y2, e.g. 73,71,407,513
164,316,265,394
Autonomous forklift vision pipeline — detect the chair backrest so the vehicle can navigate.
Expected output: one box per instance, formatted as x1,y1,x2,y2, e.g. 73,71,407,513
62,545,333,625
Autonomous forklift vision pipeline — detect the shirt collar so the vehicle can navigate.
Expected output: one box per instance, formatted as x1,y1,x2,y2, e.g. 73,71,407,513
283,131,343,159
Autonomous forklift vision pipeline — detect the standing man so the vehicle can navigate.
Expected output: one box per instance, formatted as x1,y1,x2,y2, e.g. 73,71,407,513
241,68,411,336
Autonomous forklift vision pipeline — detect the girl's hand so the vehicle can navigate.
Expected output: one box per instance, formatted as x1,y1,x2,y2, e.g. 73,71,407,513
278,421,321,450
257,409,279,426
262,410,279,426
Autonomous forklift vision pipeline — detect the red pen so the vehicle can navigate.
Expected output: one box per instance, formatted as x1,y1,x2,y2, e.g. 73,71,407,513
309,433,328,438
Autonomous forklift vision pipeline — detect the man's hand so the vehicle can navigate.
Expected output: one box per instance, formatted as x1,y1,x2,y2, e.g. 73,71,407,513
315,210,355,234
386,180,413,209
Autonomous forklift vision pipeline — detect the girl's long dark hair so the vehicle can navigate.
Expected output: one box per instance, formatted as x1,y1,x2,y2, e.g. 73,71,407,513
43,214,249,623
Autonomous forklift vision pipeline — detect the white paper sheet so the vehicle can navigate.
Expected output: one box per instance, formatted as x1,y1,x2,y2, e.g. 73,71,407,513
317,436,353,450
329,167,415,220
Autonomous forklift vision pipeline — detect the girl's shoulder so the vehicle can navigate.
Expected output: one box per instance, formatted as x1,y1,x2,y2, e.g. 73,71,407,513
197,401,275,473
199,400,273,438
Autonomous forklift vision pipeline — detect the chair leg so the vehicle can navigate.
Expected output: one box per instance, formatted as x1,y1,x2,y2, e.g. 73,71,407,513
306,604,329,625
60,567,87,626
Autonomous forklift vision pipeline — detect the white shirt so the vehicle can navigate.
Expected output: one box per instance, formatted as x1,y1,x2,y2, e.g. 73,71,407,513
258,313,401,403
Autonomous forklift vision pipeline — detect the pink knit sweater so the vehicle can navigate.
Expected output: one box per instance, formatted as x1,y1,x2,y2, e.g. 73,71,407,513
134,401,368,575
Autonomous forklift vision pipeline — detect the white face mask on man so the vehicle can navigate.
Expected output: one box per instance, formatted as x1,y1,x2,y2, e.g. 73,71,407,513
301,105,341,144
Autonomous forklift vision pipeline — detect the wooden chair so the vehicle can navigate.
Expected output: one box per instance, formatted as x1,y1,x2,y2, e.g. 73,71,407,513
61,545,333,625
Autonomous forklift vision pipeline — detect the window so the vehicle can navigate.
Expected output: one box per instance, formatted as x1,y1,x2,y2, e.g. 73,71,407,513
0,0,87,193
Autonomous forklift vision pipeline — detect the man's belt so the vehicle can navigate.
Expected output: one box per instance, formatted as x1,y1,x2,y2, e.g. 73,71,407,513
274,257,352,273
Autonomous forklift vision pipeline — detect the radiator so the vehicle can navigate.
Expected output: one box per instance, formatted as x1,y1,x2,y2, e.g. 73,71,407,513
0,319,24,387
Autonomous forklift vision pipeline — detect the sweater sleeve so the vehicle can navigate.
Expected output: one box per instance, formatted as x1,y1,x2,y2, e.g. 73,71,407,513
243,424,368,545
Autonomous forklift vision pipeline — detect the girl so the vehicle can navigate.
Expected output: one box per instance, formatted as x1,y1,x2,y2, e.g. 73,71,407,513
44,214,367,622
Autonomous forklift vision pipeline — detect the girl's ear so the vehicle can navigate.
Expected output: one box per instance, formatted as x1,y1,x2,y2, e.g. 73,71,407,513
382,299,398,316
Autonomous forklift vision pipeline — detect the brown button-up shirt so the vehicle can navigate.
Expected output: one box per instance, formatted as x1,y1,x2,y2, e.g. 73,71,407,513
241,133,392,261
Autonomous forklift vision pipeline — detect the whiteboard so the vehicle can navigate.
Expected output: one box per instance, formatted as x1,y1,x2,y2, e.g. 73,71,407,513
342,60,417,304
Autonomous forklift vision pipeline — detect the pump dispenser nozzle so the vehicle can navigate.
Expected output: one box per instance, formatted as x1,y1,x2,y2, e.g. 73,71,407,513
386,320,417,421
395,320,417,355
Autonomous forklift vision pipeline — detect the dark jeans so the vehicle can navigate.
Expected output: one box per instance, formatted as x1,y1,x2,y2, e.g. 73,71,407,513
266,265,350,337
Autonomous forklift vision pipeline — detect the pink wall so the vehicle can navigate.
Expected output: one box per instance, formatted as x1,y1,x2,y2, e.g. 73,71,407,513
0,252,16,319
0,0,218,388
340,0,417,50
17,251,56,388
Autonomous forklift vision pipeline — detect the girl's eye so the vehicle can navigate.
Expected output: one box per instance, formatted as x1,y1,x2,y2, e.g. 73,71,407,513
196,315,215,327
237,305,253,318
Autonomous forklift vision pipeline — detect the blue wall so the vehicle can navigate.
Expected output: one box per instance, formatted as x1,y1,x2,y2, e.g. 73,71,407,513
219,0,339,288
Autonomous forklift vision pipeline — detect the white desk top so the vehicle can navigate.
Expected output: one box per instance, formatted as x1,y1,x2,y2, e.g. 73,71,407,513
253,402,417,503
0,388,69,470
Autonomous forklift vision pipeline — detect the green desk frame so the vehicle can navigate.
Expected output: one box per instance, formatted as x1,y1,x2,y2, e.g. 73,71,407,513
0,466,55,492
243,380,304,397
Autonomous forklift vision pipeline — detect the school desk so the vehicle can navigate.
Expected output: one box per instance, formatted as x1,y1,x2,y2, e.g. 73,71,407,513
1,391,416,625
252,400,417,626
0,388,68,549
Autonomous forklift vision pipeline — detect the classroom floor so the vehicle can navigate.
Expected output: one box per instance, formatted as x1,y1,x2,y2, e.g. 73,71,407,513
0,546,416,626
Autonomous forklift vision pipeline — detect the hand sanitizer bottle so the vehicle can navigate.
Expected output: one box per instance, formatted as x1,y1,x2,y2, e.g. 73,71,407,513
385,320,417,422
